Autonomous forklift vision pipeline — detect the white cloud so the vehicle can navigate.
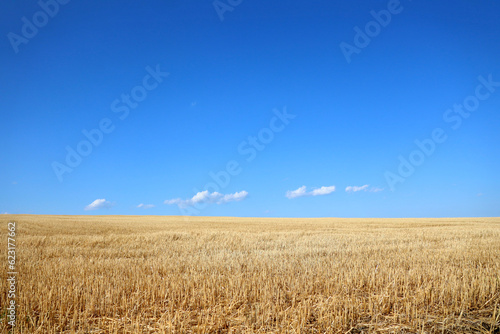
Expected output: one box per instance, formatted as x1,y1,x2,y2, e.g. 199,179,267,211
345,185,384,193
221,191,248,203
137,203,155,209
286,185,336,199
164,198,183,206
310,186,336,196
84,199,114,211
345,185,369,192
165,190,248,208
286,186,307,199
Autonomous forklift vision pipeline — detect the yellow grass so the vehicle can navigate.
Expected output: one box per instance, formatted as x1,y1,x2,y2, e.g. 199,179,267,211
1,215,499,333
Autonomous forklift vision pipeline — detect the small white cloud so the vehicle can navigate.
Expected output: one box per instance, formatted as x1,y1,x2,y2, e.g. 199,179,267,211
164,198,183,206
345,185,383,193
220,191,248,203
286,186,307,199
345,185,369,193
165,190,248,208
286,185,335,199
84,199,114,211
137,203,155,209
191,190,218,204
477,193,483,197
310,186,336,196
1,212,9,214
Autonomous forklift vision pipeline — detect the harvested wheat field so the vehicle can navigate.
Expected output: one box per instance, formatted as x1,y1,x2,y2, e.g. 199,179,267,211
1,215,499,333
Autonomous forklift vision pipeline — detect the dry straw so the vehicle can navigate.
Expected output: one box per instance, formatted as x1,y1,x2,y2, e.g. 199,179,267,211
1,215,499,333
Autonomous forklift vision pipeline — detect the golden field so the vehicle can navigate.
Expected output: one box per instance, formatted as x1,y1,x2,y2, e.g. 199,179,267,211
0,215,499,333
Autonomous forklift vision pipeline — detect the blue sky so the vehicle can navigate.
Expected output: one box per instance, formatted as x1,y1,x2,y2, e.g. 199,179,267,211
1,0,499,217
